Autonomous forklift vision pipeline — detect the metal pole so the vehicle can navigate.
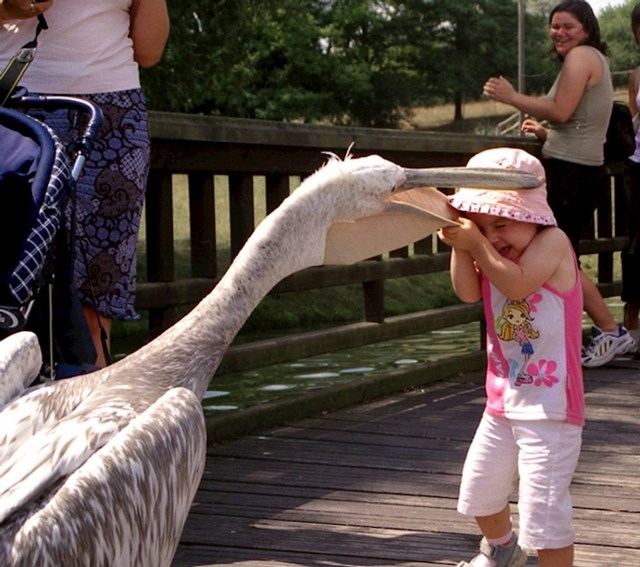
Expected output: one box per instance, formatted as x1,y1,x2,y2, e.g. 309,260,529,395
518,0,526,132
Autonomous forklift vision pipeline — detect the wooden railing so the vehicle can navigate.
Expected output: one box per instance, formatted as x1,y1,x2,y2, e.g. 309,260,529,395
140,111,628,375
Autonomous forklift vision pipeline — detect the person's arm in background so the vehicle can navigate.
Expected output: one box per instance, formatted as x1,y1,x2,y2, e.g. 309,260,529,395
521,117,548,142
483,45,597,124
0,0,52,22
129,0,170,68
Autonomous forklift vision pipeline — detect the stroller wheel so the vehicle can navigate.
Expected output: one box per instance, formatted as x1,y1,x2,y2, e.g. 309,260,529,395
0,306,26,331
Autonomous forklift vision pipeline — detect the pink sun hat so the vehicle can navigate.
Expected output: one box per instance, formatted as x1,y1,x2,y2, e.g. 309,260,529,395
448,147,557,227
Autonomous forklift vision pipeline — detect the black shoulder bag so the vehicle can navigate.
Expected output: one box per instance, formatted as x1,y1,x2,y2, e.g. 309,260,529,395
604,101,636,164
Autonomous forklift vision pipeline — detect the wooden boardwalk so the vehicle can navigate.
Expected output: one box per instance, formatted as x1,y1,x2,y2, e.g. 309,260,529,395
173,358,640,566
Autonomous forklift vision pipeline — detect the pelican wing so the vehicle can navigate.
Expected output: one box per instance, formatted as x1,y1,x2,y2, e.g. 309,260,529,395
323,186,459,265
0,373,100,463
0,369,140,526
3,388,206,567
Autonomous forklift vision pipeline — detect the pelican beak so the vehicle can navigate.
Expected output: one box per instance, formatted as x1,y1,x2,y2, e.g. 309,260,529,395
400,166,542,191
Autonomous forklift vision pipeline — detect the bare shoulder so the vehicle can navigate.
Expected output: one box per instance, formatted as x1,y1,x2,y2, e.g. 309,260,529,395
566,45,601,60
564,45,603,69
534,225,570,246
536,227,576,291
530,226,574,264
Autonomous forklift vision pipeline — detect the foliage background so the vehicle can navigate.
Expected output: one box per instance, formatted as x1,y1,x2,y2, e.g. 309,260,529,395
140,1,640,128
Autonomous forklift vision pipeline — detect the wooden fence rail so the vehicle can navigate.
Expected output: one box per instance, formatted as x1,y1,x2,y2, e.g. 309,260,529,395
138,111,628,375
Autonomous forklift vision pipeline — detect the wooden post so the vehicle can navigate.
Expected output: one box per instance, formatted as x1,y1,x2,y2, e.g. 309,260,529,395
188,172,217,279
145,170,177,335
229,173,255,260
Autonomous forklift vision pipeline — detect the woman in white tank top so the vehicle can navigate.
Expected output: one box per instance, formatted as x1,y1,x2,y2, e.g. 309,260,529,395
0,0,170,369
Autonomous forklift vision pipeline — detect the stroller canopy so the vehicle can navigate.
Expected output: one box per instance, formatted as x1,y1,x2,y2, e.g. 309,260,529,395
0,105,71,307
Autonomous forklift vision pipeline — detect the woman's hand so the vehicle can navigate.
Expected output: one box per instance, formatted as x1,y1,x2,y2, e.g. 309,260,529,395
521,118,547,141
483,76,516,105
0,0,52,22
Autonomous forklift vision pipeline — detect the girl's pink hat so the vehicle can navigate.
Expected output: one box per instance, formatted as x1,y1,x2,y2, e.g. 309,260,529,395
448,147,557,227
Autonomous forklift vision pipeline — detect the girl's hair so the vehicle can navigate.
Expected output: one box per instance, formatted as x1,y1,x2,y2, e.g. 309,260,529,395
549,0,609,59
632,4,640,46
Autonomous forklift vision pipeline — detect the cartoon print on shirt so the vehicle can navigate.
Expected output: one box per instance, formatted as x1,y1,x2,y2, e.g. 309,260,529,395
497,299,540,386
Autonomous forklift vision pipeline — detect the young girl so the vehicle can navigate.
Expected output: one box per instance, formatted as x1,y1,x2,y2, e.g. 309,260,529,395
438,148,584,567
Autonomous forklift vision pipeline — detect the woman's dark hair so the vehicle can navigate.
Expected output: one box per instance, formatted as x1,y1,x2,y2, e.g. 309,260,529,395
549,0,608,59
631,4,640,46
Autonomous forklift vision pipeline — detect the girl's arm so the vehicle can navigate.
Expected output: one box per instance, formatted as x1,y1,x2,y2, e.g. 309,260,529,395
438,223,482,303
449,248,482,303
129,0,170,68
440,219,572,300
483,46,597,124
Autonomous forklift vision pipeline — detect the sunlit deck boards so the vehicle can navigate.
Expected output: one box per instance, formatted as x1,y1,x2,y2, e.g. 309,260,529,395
173,359,640,566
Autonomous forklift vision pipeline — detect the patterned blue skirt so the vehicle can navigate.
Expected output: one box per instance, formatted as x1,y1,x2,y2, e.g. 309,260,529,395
30,89,149,321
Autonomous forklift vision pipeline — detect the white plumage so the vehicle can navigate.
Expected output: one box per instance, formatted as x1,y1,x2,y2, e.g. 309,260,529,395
0,153,541,565
0,332,41,406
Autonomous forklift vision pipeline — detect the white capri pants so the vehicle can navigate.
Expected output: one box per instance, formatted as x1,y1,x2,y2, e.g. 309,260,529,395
457,412,582,550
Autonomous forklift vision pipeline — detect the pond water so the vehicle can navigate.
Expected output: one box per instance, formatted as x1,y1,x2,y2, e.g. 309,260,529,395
200,298,627,416
202,321,482,415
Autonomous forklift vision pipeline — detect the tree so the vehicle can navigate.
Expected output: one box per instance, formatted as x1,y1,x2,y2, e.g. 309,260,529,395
600,0,639,90
141,0,335,121
317,0,423,126
404,0,549,120
137,0,567,126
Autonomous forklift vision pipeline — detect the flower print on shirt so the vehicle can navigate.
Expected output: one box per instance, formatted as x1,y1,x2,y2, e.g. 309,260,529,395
497,299,540,386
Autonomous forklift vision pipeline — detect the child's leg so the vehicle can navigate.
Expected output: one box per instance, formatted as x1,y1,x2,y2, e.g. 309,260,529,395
458,414,519,520
475,504,512,539
458,415,525,566
537,545,574,567
515,420,582,566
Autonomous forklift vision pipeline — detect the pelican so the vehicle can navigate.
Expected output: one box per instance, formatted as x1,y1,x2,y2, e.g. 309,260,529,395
0,152,540,566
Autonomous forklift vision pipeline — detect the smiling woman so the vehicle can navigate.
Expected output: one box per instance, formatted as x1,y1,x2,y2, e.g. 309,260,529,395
482,0,636,369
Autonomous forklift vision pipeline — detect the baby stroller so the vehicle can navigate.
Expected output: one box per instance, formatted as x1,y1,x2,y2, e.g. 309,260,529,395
0,91,103,381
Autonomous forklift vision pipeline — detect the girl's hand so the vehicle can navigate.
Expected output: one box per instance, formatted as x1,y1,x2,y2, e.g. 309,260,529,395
0,0,52,21
438,218,482,252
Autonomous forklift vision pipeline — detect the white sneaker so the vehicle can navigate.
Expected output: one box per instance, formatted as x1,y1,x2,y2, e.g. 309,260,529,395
581,325,636,368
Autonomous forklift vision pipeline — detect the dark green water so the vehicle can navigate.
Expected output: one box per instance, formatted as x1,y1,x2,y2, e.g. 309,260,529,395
200,298,627,415
201,321,482,415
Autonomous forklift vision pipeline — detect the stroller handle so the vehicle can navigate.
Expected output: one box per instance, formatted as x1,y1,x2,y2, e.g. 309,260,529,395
13,94,103,166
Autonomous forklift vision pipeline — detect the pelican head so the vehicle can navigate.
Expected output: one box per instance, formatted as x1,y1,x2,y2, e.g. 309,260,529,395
319,153,542,265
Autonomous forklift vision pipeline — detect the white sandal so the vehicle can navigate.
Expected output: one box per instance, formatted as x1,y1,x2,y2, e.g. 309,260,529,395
457,535,527,567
